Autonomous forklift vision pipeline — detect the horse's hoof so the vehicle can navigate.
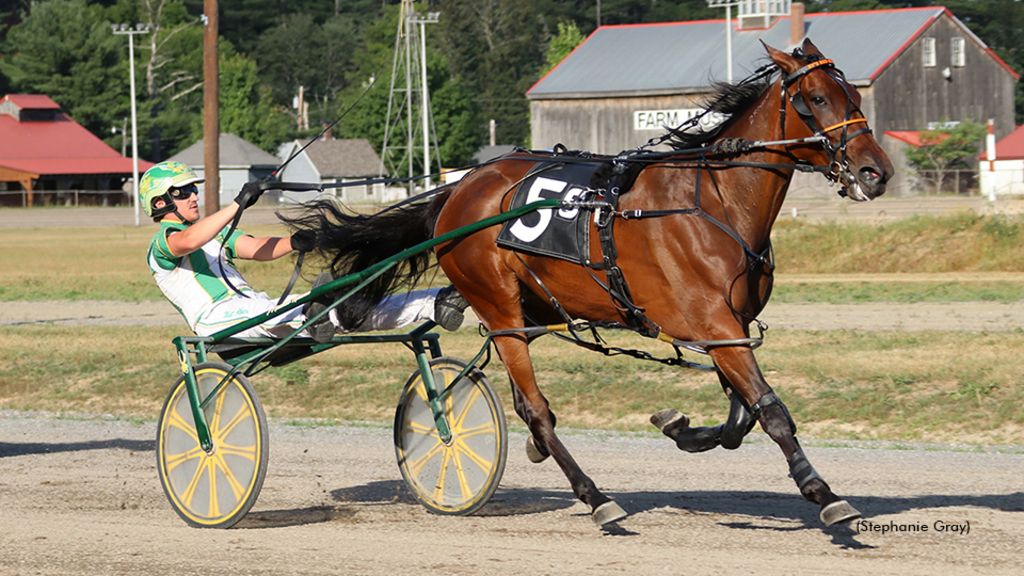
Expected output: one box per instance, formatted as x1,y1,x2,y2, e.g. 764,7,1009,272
525,435,549,463
592,500,628,527
650,408,689,440
820,500,861,526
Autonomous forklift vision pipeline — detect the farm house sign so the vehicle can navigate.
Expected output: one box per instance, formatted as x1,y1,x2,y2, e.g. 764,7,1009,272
633,108,727,131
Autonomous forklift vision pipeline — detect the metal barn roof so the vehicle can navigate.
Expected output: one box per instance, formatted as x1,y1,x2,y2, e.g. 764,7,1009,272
287,138,386,179
170,133,281,169
0,94,152,176
528,7,1009,99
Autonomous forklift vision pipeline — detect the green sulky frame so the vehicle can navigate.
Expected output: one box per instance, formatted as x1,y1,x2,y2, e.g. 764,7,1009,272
171,198,559,453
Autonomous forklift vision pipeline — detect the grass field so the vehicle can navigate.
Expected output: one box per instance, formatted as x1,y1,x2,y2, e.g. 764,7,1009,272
2,213,1024,445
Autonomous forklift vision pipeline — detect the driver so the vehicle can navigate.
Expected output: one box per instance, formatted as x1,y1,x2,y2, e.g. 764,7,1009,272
141,161,468,342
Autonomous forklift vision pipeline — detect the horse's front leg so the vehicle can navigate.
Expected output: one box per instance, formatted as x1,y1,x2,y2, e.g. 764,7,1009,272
493,333,627,527
709,346,861,526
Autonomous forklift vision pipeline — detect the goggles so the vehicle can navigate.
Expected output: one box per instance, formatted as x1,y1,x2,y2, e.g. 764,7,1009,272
169,183,199,200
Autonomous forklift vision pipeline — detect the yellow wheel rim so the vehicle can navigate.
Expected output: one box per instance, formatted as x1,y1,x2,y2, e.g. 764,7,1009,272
158,364,265,527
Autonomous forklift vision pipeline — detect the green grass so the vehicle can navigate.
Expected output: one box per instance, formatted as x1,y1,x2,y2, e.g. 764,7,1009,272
4,213,1024,302
772,213,1024,274
772,281,1024,304
4,212,1024,445
2,324,1023,445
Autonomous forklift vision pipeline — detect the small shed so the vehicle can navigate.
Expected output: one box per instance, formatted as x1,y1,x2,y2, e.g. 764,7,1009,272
275,137,391,204
167,133,281,208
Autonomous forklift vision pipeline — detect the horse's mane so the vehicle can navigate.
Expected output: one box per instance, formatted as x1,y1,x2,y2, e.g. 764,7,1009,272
666,48,821,150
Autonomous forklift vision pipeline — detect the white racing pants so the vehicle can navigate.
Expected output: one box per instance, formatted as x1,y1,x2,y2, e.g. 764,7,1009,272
193,288,442,339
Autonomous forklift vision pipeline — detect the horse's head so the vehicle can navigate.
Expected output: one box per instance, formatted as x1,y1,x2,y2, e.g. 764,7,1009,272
766,38,893,201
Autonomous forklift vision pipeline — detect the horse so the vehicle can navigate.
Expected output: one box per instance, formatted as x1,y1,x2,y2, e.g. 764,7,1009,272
285,39,893,528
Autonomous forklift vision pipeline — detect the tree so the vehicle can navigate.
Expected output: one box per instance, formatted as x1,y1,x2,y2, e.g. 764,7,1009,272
541,19,585,76
904,120,987,195
203,52,294,152
0,0,125,138
427,62,483,166
252,12,360,117
439,0,546,147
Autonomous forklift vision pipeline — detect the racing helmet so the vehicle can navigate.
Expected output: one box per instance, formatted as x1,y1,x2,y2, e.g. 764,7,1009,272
139,161,205,218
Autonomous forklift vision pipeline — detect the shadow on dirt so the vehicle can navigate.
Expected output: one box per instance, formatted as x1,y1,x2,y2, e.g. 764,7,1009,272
0,438,154,458
315,479,1023,546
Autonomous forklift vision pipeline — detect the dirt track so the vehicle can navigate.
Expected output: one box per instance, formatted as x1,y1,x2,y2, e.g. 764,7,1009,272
1,413,1022,575
4,297,1024,333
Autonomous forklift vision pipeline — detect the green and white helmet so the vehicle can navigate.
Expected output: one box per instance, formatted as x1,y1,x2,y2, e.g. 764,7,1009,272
139,161,205,218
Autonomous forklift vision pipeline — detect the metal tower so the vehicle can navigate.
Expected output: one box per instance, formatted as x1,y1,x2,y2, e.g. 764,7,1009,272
381,0,440,195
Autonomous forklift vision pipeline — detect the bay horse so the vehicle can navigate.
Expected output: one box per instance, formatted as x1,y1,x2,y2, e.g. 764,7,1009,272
285,39,893,527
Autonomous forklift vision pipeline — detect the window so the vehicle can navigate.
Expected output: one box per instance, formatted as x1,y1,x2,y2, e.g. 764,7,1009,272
951,37,965,67
922,37,936,68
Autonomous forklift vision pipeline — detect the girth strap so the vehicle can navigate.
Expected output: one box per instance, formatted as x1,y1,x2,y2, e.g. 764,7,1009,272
587,163,660,337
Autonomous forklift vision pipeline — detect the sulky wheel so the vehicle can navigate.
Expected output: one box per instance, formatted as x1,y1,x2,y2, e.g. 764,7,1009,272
394,356,507,515
156,362,269,528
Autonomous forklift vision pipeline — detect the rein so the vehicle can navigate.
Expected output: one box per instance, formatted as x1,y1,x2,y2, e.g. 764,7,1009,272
495,56,870,358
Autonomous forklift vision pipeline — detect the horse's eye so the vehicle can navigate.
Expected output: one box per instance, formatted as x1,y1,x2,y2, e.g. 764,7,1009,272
811,96,827,107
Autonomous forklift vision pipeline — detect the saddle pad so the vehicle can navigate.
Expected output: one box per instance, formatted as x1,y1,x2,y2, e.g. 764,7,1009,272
496,161,600,264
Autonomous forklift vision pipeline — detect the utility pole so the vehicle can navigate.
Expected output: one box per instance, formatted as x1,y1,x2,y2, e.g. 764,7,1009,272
203,0,220,216
111,23,150,227
706,1,737,83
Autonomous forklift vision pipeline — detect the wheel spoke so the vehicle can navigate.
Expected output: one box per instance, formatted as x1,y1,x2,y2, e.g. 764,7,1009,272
404,420,439,438
180,452,210,510
166,406,200,444
431,447,456,501
454,440,494,472
212,452,247,500
453,422,497,439
449,448,474,501
214,399,252,442
206,458,220,518
407,439,445,476
217,442,257,461
448,385,482,431
164,445,205,472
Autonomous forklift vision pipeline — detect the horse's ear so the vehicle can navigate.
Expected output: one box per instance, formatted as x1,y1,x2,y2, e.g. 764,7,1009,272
763,40,802,75
801,38,822,56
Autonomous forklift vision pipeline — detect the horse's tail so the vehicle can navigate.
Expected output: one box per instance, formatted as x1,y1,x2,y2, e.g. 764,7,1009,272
279,186,453,329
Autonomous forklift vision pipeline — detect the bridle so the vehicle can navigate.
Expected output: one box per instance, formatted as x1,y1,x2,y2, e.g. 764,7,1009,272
779,57,872,193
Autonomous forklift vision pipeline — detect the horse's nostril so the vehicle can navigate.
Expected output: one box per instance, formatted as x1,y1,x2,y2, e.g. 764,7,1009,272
859,167,880,184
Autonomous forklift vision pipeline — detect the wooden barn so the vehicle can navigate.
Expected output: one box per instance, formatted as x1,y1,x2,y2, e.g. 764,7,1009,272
527,3,1018,196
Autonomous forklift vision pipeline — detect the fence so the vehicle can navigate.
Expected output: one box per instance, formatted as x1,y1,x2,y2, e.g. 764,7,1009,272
909,169,978,195
0,190,130,208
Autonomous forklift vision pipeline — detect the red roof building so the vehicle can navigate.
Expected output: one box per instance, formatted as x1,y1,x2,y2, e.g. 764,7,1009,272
885,130,951,148
978,123,1024,196
978,123,1024,161
0,94,154,207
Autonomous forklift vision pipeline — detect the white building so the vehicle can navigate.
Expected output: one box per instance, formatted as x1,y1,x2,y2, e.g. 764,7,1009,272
979,122,1024,197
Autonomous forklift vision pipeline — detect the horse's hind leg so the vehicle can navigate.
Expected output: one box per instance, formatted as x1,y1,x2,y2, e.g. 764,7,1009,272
653,371,756,452
710,346,861,526
510,383,554,463
492,333,627,527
